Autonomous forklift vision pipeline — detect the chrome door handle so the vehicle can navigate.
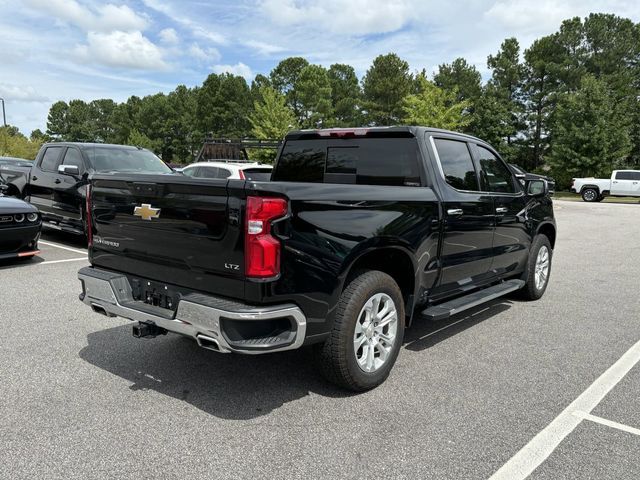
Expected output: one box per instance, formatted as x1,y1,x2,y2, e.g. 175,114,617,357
496,207,508,214
447,208,463,216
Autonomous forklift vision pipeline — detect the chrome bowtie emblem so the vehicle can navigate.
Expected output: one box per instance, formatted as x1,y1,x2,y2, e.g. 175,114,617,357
134,203,161,221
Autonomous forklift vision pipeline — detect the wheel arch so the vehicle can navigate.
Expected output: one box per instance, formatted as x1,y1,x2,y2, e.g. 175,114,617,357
537,222,556,249
341,246,418,326
579,184,601,194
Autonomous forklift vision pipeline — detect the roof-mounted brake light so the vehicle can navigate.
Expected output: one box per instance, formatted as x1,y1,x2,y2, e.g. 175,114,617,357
317,128,369,138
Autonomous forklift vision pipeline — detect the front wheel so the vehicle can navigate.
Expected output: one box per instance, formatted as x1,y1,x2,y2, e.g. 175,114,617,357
314,270,405,391
519,235,552,300
581,188,599,202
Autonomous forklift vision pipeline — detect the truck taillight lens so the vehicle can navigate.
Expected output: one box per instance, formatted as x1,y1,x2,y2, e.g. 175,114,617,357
86,184,93,247
245,196,287,278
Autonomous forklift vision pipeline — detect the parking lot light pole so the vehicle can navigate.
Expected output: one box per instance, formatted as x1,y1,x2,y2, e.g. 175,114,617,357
0,98,6,127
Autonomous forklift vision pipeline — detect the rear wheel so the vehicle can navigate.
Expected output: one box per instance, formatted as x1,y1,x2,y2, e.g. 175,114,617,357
581,188,599,202
519,235,552,300
314,270,405,391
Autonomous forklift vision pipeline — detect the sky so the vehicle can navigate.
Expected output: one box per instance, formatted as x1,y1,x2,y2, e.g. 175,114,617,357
1,0,640,135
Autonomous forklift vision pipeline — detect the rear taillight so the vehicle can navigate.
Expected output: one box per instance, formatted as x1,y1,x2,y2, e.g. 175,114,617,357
239,170,245,180
85,184,93,247
245,196,287,278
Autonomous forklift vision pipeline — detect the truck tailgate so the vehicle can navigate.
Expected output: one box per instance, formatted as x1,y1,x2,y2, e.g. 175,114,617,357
89,174,246,299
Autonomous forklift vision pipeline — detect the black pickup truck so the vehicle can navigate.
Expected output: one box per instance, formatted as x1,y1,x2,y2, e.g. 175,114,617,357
2,143,171,235
77,127,556,391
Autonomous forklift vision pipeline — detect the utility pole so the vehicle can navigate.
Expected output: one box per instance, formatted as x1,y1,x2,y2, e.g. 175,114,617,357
0,98,6,127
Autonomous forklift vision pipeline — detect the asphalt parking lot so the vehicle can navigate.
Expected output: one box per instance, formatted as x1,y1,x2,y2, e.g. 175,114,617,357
1,200,639,479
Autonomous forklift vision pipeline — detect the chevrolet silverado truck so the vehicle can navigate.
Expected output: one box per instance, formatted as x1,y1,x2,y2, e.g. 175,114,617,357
571,170,640,202
2,142,172,235
77,127,556,391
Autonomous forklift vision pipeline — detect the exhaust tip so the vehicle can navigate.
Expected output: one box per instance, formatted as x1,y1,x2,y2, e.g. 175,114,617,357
196,334,221,352
90,303,108,316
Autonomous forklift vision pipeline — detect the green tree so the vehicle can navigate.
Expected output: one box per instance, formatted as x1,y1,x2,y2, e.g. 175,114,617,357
248,86,298,162
521,34,564,169
196,73,251,139
402,74,471,130
433,58,482,104
46,101,70,139
126,128,159,151
269,57,309,121
547,75,632,187
295,64,333,128
362,53,413,125
486,38,525,147
0,125,42,160
327,63,362,126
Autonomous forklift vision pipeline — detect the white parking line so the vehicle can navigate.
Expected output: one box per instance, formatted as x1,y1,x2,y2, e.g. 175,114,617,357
490,338,640,480
40,257,88,265
39,240,87,255
573,411,640,437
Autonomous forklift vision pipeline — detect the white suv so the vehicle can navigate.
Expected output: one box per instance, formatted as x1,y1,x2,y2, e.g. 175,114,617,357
181,161,273,181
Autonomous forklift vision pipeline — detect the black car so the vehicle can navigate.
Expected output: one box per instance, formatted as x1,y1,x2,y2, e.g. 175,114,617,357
0,186,41,260
78,126,556,391
0,156,34,168
3,143,173,235
509,164,556,194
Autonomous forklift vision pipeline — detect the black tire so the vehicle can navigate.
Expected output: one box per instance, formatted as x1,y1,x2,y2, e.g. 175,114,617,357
313,270,405,391
519,235,552,301
581,188,599,202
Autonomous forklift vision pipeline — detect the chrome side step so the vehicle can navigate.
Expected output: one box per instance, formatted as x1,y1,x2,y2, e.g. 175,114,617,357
421,279,525,321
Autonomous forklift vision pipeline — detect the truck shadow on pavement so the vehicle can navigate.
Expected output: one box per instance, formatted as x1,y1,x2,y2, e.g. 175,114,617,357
0,256,45,270
403,300,512,351
78,299,513,420
79,325,348,420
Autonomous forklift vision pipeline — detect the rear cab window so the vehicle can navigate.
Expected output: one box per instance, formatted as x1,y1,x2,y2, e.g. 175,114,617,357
272,136,423,186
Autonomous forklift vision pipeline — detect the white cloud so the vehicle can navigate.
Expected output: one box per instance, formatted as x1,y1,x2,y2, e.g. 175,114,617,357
24,0,148,32
260,0,413,35
212,62,254,81
0,83,49,103
245,40,285,56
189,43,221,62
75,31,168,70
142,0,227,44
159,27,179,44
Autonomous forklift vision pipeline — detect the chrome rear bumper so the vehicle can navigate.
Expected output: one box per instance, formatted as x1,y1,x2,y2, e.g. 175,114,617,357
77,266,306,354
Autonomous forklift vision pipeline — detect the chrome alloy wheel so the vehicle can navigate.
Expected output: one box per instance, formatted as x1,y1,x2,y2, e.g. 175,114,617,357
534,245,550,290
583,189,597,201
353,293,398,373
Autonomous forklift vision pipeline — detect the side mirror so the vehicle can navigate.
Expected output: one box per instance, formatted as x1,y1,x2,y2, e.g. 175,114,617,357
527,179,548,197
58,165,80,176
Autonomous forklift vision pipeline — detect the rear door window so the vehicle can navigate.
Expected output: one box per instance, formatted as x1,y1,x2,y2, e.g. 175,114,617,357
433,138,479,191
40,146,64,172
273,137,422,186
475,145,516,193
